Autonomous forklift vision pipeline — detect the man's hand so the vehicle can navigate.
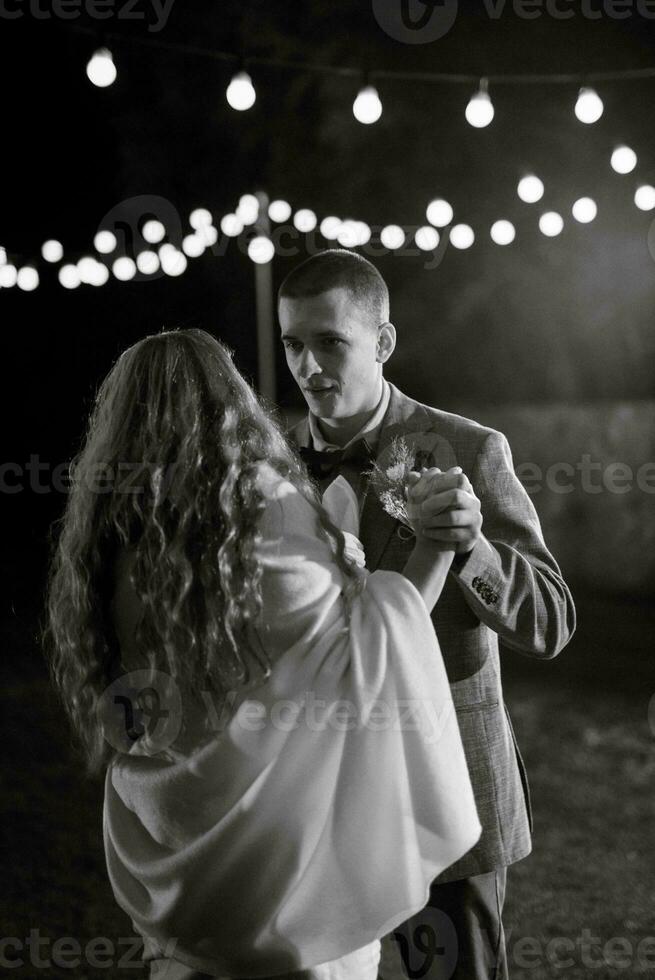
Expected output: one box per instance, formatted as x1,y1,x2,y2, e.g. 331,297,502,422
408,467,483,555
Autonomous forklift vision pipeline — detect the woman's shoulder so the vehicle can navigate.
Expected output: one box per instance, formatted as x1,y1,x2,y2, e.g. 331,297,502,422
254,460,301,502
254,461,317,538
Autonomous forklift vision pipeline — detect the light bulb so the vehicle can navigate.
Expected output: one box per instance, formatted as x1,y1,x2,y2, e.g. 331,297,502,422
539,212,564,237
17,266,39,291
337,221,360,248
490,220,515,245
226,71,256,111
78,256,99,283
94,230,117,254
42,240,63,263
353,85,382,125
86,48,116,88
161,250,187,277
635,185,655,211
426,199,453,227
0,246,6,265
0,264,17,287
237,194,259,225
142,220,165,244
248,236,275,264
611,145,637,174
415,226,440,250
136,251,160,275
320,216,341,240
575,87,604,124
465,82,494,128
58,265,80,289
450,224,475,249
517,175,544,203
88,262,109,286
220,214,244,237
189,208,212,229
572,198,597,223
268,200,291,223
293,209,317,233
182,234,205,258
112,256,137,281
380,225,405,250
196,225,218,247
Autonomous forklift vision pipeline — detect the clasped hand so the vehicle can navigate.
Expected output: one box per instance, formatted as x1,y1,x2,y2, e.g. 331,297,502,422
406,466,483,555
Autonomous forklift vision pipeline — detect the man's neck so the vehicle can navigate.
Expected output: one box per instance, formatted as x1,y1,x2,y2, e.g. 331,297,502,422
315,377,384,448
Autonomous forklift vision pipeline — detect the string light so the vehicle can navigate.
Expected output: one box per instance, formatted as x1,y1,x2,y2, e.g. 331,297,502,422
0,264,17,287
226,70,256,111
58,265,81,289
220,214,244,237
268,200,292,222
293,209,317,232
353,85,382,125
450,224,475,249
426,199,453,228
380,225,405,250
415,226,440,250
517,175,544,203
136,250,160,275
78,256,99,283
248,236,275,263
89,262,109,286
539,212,564,236
0,247,6,265
189,208,212,229
575,87,604,124
182,233,206,257
635,185,655,211
611,145,637,174
94,230,117,254
41,240,63,263
86,48,117,88
237,194,259,225
112,256,137,281
196,225,218,246
142,220,166,244
490,220,515,245
319,216,341,240
161,250,187,276
572,197,597,223
17,266,39,291
465,79,494,128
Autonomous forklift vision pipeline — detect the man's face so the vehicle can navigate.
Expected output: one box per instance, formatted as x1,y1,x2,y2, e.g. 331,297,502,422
279,286,383,420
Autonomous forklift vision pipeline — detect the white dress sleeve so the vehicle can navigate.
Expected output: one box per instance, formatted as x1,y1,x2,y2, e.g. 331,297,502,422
102,466,481,979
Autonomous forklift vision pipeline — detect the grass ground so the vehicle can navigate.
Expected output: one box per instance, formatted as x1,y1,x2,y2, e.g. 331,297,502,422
2,581,653,979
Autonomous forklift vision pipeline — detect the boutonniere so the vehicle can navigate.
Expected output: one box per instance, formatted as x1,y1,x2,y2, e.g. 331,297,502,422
367,436,420,532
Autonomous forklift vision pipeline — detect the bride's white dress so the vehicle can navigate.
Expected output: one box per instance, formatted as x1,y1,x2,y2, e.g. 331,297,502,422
103,464,481,979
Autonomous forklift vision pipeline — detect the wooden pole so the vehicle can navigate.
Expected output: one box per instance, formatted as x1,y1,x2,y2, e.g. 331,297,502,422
254,190,276,403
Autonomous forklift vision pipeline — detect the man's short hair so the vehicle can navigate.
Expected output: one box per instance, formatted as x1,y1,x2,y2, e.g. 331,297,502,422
277,249,390,327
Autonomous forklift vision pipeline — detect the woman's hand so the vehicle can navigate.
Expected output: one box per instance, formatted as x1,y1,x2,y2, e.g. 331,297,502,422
406,466,462,547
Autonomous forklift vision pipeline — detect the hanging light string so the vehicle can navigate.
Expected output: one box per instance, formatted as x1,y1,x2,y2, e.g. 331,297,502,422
68,24,655,84
2,166,655,292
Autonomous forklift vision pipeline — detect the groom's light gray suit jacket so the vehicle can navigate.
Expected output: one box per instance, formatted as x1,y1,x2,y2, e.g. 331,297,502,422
290,381,576,883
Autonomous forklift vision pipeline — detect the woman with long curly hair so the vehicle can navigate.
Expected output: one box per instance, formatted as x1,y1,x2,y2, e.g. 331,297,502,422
44,328,480,980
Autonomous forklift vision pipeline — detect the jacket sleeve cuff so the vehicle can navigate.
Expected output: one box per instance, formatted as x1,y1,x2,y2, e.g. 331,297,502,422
450,533,504,605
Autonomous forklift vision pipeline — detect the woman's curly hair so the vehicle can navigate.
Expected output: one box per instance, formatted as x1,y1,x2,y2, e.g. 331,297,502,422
43,328,356,778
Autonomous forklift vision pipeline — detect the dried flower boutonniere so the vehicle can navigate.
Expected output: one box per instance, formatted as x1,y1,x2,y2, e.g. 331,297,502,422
367,436,419,533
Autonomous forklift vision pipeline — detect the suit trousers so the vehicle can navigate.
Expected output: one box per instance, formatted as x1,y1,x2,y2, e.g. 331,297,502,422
378,869,509,980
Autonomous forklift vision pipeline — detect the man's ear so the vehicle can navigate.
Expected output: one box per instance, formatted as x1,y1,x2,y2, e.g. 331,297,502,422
376,322,396,363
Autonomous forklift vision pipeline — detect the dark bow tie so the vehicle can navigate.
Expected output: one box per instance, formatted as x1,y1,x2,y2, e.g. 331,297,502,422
299,438,374,483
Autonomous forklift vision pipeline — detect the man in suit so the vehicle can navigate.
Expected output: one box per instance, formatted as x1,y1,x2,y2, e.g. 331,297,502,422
277,248,576,980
